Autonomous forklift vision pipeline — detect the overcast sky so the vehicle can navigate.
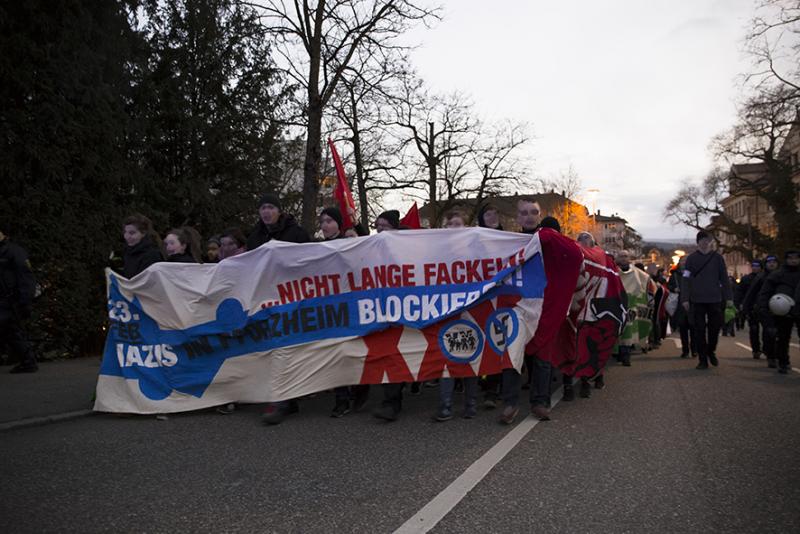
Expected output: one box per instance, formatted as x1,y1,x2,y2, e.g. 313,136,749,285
403,0,756,240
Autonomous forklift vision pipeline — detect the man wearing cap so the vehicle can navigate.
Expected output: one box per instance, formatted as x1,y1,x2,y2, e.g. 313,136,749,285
680,230,733,370
246,193,310,251
742,255,780,367
248,193,310,425
737,259,764,358
756,249,800,374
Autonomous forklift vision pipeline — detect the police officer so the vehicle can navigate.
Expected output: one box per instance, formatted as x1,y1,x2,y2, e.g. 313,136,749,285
0,225,38,373
757,249,800,374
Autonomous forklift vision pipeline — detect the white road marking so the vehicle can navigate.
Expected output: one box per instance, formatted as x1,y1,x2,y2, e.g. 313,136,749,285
670,338,681,349
735,342,752,352
394,393,562,534
791,343,800,349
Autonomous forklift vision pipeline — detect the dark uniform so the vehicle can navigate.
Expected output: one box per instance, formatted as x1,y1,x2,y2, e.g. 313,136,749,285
737,263,762,357
0,236,38,372
756,252,800,373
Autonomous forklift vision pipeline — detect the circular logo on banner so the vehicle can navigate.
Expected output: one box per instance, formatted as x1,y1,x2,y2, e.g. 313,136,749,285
486,308,519,355
438,320,484,363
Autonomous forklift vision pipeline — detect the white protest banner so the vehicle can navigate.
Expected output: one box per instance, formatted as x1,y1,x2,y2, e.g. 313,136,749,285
95,228,578,414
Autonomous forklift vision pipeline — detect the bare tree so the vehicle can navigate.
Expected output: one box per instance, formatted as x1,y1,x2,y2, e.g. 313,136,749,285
247,0,439,231
745,0,800,93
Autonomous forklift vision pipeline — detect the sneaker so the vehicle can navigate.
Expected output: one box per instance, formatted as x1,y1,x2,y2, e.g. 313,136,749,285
767,358,777,369
709,354,719,367
696,363,709,370
10,363,38,374
579,380,592,398
561,384,575,402
500,404,519,425
778,366,789,374
463,404,477,419
483,395,498,409
752,351,761,360
216,403,236,415
622,360,631,367
410,382,421,395
691,352,699,359
680,352,689,359
373,405,399,422
531,404,551,421
261,404,286,425
435,406,453,422
331,401,350,418
594,375,605,390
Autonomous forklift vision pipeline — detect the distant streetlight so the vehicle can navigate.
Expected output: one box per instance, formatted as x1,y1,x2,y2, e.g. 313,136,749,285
671,255,680,265
674,249,686,257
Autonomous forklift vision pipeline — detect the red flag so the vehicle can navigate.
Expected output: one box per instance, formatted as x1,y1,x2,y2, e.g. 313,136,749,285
328,138,356,230
400,202,421,229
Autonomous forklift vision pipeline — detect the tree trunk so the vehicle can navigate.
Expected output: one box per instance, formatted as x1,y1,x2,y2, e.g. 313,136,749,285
427,121,437,225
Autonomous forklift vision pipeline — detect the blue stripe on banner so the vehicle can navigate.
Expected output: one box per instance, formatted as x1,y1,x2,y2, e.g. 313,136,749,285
100,252,545,401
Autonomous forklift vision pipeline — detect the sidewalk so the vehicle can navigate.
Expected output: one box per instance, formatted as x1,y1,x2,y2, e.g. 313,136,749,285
0,357,101,426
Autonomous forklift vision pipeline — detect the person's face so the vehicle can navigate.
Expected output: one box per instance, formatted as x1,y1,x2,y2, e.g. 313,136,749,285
259,203,280,225
766,259,778,271
220,236,240,257
445,216,465,229
697,237,713,253
786,254,800,267
123,224,144,247
320,214,340,240
164,233,185,256
206,242,220,261
482,209,499,229
751,264,762,274
375,218,395,233
516,201,541,230
616,252,630,269
577,235,592,247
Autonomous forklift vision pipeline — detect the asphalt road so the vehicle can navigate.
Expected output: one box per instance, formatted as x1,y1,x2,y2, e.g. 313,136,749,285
1,332,798,533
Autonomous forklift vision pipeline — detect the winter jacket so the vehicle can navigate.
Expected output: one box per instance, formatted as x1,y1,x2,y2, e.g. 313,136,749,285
736,272,758,307
680,250,732,304
122,237,163,279
757,265,800,318
167,252,197,263
246,213,310,250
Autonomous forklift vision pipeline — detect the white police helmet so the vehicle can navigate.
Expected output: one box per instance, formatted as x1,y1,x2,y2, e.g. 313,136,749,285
768,293,795,316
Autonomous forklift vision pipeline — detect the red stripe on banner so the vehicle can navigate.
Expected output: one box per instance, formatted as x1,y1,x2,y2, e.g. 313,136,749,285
359,326,414,383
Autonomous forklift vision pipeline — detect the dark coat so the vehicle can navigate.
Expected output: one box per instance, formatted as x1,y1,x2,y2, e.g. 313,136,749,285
167,252,197,263
246,213,310,250
736,272,758,307
0,238,35,319
123,237,163,278
757,265,800,317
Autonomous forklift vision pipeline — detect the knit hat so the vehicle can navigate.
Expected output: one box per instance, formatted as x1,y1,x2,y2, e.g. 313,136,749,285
376,210,400,229
785,249,800,259
765,254,778,263
257,193,282,211
750,259,763,268
538,216,561,233
320,207,343,230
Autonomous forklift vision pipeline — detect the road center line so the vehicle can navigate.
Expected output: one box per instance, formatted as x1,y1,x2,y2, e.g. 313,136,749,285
394,393,562,534
735,342,752,351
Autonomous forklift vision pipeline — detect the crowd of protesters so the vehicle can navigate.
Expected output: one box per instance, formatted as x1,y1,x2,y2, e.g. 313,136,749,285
2,192,798,426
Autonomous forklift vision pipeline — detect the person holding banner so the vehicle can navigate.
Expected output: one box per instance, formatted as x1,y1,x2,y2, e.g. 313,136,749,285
164,227,201,263
320,206,371,417
500,199,555,424
476,203,504,409
218,228,247,260
122,214,164,278
615,250,655,367
246,193,310,251
253,193,312,425
435,211,479,421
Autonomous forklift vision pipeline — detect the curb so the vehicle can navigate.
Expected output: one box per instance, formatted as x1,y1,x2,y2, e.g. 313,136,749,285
0,409,95,432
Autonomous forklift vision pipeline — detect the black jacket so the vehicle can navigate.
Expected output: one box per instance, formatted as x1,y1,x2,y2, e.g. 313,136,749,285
0,238,35,318
167,252,197,263
757,265,800,316
246,213,310,250
123,237,163,278
742,270,769,315
736,272,758,307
